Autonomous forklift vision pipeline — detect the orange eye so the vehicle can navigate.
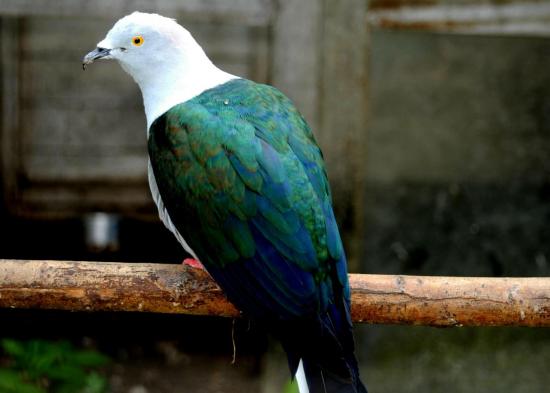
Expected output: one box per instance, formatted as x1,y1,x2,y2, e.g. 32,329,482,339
131,35,144,46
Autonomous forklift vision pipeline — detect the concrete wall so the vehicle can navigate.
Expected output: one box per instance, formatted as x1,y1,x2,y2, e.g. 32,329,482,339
359,29,550,393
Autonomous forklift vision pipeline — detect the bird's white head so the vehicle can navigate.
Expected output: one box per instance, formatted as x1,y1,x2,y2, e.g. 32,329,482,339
83,12,236,130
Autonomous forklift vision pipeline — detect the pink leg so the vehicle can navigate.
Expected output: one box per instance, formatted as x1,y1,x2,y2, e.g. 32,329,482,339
182,258,205,270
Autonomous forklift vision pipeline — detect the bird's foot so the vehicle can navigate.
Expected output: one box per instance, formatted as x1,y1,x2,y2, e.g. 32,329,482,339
182,258,205,270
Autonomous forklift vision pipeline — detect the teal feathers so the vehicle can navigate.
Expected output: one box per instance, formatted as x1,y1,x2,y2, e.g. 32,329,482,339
149,78,366,392
149,79,349,319
149,79,344,280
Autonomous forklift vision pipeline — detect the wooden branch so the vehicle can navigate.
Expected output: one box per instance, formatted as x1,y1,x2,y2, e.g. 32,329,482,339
349,275,550,327
0,259,549,327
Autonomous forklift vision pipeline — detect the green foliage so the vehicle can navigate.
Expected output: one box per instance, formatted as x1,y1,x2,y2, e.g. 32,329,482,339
0,339,110,393
0,369,44,393
282,379,299,393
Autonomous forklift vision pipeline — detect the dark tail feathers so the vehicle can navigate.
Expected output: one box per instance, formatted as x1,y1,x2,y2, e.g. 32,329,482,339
278,312,368,393
301,354,368,393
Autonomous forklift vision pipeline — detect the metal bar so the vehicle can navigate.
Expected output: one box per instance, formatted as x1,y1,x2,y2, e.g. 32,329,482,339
0,259,548,327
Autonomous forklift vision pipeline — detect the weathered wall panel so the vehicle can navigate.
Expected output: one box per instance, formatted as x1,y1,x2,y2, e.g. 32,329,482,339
317,0,370,270
367,1,550,36
0,0,273,25
1,11,272,218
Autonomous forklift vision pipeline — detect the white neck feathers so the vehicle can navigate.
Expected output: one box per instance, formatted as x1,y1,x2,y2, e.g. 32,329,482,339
118,29,236,132
139,60,236,131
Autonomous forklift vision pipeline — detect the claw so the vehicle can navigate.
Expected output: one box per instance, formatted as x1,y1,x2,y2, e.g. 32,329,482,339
182,258,204,270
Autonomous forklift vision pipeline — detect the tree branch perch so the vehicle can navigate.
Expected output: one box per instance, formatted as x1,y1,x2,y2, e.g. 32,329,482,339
0,259,548,327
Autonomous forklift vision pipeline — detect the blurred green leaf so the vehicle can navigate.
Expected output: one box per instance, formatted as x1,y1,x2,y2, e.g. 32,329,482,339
83,372,109,393
0,339,110,393
70,350,110,367
282,379,299,393
1,339,26,358
0,369,45,393
46,364,88,382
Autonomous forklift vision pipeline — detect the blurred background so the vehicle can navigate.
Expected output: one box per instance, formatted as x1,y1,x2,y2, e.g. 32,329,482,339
1,0,550,392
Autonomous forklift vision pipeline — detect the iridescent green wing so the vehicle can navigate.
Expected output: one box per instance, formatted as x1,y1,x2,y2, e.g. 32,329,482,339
148,79,349,320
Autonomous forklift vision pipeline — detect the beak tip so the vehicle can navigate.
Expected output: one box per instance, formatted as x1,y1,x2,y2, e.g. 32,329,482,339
82,55,93,71
82,53,94,71
82,46,111,70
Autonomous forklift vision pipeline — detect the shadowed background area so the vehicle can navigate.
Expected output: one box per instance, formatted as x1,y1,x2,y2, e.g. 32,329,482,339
1,0,550,392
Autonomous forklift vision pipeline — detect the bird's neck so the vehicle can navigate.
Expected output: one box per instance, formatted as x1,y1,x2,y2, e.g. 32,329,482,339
130,44,236,133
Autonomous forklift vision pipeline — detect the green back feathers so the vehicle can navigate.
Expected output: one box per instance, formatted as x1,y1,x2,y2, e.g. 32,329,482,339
148,78,348,318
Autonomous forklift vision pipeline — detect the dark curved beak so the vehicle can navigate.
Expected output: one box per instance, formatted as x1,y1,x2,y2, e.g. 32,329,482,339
82,47,111,70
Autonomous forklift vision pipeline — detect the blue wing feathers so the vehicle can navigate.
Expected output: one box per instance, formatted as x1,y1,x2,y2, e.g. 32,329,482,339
323,199,344,261
250,215,317,270
257,139,285,182
228,154,263,193
238,223,319,318
255,195,297,235
223,215,256,259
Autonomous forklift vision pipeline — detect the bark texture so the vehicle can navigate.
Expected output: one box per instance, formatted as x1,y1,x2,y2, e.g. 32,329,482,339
1,259,548,327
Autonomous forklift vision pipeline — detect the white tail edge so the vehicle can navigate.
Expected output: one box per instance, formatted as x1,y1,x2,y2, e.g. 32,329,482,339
296,359,310,393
